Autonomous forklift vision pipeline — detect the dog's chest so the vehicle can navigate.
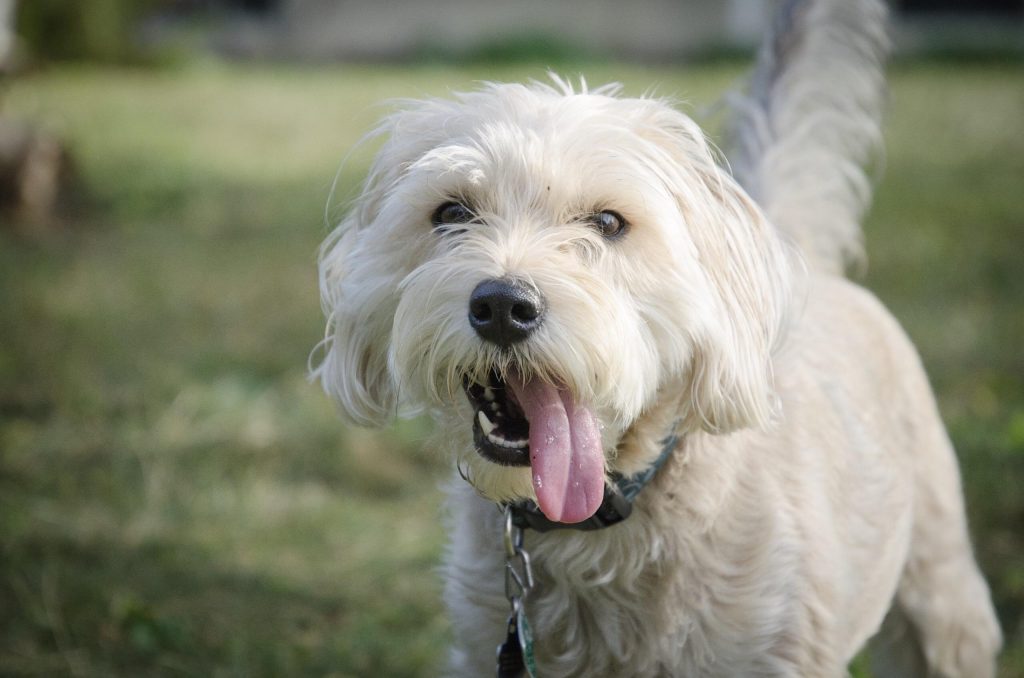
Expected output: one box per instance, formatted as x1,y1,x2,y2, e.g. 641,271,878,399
519,519,795,677
527,541,691,675
520,530,694,676
445,484,799,676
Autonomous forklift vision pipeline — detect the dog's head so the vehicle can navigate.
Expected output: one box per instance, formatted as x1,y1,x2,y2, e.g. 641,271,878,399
315,78,791,523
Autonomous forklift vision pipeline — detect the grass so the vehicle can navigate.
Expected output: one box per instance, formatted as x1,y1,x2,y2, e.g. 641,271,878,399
1,59,1022,676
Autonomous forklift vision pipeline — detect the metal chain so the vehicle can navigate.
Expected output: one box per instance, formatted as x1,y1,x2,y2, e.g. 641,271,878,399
504,505,534,606
497,505,537,678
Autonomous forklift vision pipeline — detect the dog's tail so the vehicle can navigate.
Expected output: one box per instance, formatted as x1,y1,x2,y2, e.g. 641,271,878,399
727,0,889,275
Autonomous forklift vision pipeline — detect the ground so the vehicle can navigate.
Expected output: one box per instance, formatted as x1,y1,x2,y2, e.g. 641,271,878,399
1,60,1022,677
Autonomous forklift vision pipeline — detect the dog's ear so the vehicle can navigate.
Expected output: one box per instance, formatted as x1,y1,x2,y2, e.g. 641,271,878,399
314,99,479,425
638,104,792,433
313,124,415,427
315,219,398,427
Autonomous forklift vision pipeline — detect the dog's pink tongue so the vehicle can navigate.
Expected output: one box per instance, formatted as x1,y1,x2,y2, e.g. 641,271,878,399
508,375,604,523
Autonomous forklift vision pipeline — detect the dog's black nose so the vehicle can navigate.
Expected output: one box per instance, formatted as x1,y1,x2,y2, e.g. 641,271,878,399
469,277,545,347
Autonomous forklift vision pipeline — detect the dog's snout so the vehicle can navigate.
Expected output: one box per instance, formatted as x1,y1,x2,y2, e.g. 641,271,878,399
469,277,545,347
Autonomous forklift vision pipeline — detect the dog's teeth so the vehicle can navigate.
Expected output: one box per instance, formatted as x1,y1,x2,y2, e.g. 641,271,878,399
477,410,495,434
490,402,500,412
486,432,529,449
484,388,495,401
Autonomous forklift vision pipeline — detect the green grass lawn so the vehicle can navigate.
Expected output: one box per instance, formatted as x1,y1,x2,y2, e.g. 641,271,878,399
1,60,1022,676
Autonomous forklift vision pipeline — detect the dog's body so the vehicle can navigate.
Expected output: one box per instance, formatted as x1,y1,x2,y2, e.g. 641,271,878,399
444,275,996,676
315,0,1001,675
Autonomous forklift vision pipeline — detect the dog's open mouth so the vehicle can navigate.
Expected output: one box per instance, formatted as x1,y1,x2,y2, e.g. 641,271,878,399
464,371,531,467
463,369,606,523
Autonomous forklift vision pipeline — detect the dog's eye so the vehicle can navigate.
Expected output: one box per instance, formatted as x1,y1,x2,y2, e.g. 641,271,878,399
588,210,628,239
432,201,475,227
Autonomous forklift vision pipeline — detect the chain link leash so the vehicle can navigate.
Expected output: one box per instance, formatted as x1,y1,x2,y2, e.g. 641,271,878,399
496,506,537,678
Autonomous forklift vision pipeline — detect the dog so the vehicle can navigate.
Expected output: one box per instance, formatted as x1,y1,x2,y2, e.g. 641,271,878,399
313,0,1002,675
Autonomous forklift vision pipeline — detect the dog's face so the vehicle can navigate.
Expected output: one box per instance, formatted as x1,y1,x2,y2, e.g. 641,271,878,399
317,79,790,523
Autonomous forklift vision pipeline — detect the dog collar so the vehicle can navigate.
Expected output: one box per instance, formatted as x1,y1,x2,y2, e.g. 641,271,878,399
506,425,680,533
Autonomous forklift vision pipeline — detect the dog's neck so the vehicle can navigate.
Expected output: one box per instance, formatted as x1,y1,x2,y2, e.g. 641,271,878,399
614,382,689,478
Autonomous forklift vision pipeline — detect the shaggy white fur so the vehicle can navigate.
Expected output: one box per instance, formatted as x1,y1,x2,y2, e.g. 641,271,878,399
314,0,1002,675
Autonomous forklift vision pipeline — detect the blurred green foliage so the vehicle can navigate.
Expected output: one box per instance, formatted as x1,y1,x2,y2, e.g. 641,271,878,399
15,0,155,63
1,61,1022,676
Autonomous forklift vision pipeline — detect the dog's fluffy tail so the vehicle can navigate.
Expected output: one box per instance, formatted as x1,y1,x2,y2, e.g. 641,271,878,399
727,0,889,275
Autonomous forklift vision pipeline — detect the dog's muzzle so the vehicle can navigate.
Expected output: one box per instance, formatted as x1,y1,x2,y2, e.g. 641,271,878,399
468,277,545,347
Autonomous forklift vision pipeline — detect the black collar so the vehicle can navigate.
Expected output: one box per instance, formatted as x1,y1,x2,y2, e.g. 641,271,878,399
506,426,680,533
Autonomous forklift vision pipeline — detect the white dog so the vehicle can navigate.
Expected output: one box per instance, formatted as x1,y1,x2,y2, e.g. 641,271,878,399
314,0,1002,675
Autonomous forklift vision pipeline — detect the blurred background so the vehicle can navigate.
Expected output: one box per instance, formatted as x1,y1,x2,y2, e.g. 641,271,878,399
0,0,1022,676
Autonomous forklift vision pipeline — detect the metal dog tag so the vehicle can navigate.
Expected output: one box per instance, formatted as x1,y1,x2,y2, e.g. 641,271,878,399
517,608,537,677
